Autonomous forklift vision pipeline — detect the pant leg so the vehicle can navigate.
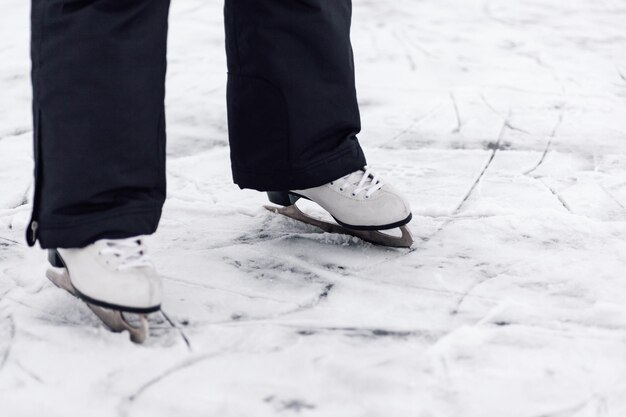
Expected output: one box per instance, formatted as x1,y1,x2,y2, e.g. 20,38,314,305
28,0,171,249
224,0,367,191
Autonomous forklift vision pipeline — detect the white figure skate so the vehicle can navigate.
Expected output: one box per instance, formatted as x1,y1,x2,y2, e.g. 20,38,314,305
46,237,162,343
265,167,414,248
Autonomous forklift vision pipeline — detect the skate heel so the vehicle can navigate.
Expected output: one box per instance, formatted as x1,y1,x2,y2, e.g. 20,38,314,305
48,249,65,268
267,191,300,206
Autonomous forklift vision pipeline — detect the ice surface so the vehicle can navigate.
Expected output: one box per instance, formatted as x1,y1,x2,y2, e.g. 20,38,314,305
1,0,626,416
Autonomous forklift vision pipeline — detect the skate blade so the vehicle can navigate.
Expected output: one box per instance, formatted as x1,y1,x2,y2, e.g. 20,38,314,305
46,267,150,343
264,204,414,248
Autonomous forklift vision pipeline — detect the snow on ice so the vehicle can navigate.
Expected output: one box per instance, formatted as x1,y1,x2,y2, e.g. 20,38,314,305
1,0,626,416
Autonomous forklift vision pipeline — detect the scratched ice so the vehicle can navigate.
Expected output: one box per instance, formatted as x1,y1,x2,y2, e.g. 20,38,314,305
1,0,626,416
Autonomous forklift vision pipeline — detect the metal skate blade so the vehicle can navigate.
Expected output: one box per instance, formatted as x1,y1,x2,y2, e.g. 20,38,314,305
86,305,149,344
46,267,150,343
264,204,414,248
46,267,78,296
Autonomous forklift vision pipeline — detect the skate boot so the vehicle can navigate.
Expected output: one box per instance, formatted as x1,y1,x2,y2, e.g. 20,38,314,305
46,237,162,343
265,167,414,248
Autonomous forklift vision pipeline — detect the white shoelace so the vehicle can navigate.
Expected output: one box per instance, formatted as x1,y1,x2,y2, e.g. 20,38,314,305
99,237,153,271
333,167,385,198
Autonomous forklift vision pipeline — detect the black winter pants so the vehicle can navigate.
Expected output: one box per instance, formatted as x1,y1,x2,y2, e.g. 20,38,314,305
29,0,366,249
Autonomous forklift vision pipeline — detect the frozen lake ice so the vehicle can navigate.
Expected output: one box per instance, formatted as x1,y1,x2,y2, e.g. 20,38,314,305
1,0,626,416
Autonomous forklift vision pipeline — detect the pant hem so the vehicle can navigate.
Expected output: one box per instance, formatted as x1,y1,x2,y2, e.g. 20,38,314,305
233,142,367,191
36,207,162,249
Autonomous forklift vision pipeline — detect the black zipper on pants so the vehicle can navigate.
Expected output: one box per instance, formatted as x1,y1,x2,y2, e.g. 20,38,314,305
28,1,46,247
26,108,42,247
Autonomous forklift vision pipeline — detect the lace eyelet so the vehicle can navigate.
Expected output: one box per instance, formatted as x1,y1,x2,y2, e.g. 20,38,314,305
339,188,344,192
351,193,356,197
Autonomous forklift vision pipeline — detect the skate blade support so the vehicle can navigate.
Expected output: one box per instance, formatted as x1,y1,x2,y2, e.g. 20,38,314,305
46,268,149,343
264,204,414,248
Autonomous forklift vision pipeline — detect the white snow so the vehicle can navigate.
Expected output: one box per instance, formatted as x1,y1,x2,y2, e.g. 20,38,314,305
1,0,626,416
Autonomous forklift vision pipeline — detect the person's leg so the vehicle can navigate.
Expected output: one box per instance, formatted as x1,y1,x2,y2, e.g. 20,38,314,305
224,0,367,191
28,0,171,249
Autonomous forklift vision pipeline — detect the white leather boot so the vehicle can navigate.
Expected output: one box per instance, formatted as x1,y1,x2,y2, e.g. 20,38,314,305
291,167,412,230
265,167,413,248
49,237,162,313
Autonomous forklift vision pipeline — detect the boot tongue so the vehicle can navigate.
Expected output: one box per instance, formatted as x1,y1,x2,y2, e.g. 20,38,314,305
100,238,152,270
341,170,368,186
